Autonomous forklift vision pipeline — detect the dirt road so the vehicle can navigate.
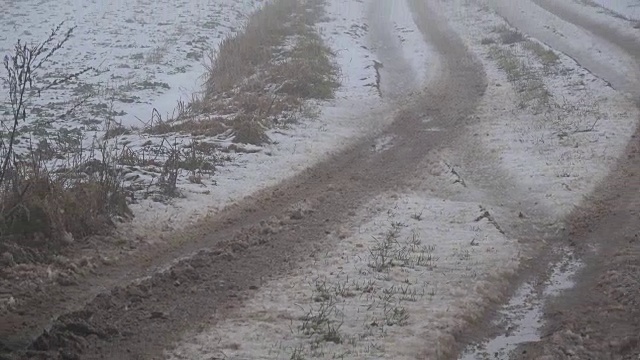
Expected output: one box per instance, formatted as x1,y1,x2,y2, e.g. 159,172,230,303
513,1,640,359
2,0,639,359
1,0,488,358
460,0,640,359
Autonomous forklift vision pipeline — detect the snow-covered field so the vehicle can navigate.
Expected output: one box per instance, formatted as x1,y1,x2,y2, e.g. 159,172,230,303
443,0,639,219
168,192,519,359
124,0,392,234
0,0,260,127
0,0,395,236
2,0,637,357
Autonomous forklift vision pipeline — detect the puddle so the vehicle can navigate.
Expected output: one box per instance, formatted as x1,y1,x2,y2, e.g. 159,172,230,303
460,251,582,360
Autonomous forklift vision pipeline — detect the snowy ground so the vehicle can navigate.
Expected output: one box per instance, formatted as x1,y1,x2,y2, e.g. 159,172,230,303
167,0,639,358
443,0,639,219
0,0,260,128
583,0,640,21
167,192,519,360
2,0,637,357
0,0,433,236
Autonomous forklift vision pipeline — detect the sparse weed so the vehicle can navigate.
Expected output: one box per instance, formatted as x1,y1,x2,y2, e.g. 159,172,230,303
523,40,559,67
384,306,409,326
290,345,306,360
489,45,551,111
368,224,439,272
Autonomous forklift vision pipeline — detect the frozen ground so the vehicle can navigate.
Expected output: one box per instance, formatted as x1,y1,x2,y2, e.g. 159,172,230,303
583,0,640,21
166,0,640,358
441,0,638,219
167,192,520,360
0,0,436,236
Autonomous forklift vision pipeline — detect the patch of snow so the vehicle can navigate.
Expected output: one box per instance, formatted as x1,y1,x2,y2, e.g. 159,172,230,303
489,0,640,94
438,0,639,219
390,0,438,85
167,192,520,360
584,0,640,21
0,0,261,129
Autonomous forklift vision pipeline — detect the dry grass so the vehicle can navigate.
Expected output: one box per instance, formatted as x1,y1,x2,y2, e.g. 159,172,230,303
152,0,339,145
492,24,526,45
1,169,129,246
0,23,130,260
489,45,551,111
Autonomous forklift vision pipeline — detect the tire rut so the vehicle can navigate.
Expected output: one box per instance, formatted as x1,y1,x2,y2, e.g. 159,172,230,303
2,1,487,359
469,1,640,358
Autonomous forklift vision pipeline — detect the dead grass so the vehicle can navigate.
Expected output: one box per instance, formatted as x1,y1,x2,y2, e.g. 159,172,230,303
0,23,130,261
492,24,526,45
152,0,339,145
231,114,270,145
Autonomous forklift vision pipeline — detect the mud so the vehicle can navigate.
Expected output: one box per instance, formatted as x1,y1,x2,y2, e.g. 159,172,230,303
484,0,640,358
460,251,582,360
0,0,487,358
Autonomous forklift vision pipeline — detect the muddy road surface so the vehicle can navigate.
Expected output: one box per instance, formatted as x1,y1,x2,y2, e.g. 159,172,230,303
1,0,488,358
2,0,639,359
460,0,640,359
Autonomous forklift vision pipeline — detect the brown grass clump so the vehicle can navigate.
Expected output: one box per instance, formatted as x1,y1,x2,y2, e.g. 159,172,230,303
0,23,130,260
231,114,270,145
1,163,130,250
156,0,340,145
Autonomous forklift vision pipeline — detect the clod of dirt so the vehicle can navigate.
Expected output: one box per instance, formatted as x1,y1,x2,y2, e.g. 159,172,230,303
150,311,168,320
290,209,304,220
0,252,15,268
56,273,79,287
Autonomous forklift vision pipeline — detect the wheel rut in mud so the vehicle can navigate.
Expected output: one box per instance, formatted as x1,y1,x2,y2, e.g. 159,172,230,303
461,0,640,358
0,1,487,359
515,2,640,358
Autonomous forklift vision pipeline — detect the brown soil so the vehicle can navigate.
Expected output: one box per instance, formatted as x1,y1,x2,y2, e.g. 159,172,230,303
0,0,487,359
505,0,640,358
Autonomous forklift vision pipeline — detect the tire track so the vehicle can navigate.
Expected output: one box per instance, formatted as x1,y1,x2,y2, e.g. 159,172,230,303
1,0,488,358
466,0,640,358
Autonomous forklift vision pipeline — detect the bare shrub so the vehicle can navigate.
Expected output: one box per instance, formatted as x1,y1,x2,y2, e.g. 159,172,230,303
0,23,129,252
